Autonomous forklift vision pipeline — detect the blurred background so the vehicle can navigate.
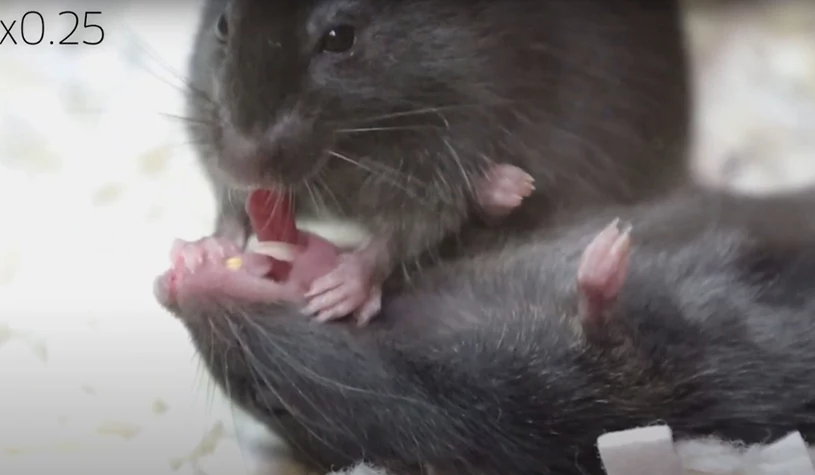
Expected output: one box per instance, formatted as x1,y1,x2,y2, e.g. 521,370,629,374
0,1,813,474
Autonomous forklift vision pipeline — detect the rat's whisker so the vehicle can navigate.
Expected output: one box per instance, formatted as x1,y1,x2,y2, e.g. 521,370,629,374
326,150,377,174
334,124,442,134
314,173,343,213
328,150,410,185
302,181,324,216
257,187,285,236
226,319,361,455
126,32,217,108
156,112,214,126
442,137,473,194
345,100,516,126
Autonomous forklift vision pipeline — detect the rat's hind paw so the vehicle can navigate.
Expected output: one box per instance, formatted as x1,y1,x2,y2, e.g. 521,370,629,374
576,218,632,324
476,163,535,219
303,251,381,324
155,237,302,313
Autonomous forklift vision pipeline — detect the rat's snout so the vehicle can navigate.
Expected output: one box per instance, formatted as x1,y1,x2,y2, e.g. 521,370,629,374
218,112,323,187
219,109,323,187
257,112,326,184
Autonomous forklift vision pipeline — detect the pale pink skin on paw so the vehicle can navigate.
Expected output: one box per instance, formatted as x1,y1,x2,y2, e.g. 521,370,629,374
476,163,535,219
576,219,632,324
303,241,384,326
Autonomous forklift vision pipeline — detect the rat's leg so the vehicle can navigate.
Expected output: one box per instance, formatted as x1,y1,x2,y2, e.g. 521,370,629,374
475,163,535,222
576,218,632,326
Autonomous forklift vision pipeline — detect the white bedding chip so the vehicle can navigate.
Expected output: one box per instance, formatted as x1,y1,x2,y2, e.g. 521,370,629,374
597,425,683,475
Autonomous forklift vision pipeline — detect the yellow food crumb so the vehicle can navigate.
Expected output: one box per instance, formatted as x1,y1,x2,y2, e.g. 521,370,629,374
225,257,243,270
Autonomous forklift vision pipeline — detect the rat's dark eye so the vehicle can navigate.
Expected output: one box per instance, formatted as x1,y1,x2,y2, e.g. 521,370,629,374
319,25,356,53
215,12,228,42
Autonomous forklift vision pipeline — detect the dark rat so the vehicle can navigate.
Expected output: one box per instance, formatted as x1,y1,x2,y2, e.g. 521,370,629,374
183,0,691,323
157,185,815,474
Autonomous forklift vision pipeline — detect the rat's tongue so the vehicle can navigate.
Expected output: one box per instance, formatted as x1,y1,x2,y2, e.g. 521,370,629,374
246,189,299,244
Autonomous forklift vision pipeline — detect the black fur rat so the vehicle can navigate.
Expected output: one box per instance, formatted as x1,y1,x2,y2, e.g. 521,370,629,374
158,185,815,474
184,0,691,323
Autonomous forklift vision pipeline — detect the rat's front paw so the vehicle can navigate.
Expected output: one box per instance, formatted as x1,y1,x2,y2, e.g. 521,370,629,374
303,252,382,325
155,237,302,313
476,163,535,219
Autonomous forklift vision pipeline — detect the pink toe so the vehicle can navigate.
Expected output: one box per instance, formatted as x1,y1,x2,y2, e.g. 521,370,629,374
181,245,204,272
170,238,189,265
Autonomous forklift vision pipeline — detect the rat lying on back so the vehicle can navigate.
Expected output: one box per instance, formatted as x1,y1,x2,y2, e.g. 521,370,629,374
158,186,815,474
184,0,690,322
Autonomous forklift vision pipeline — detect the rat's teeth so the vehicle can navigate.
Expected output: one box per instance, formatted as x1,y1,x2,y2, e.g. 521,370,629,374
182,247,202,271
202,238,226,263
253,241,297,262
170,238,187,263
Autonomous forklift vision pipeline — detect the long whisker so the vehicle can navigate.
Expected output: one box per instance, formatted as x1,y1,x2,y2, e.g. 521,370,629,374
335,124,443,134
156,111,214,126
287,188,296,225
327,150,429,206
255,184,290,238
124,28,217,108
225,318,360,458
327,150,420,186
302,181,323,216
215,326,337,468
207,320,225,413
442,137,473,194
326,150,377,175
313,172,343,213
342,100,515,126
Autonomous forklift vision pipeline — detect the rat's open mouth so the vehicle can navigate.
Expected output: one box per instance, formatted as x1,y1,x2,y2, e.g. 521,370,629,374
155,189,340,310
244,188,301,281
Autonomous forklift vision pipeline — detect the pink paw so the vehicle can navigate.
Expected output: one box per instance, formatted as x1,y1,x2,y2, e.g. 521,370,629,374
576,219,632,324
155,236,300,311
303,251,382,325
476,163,535,219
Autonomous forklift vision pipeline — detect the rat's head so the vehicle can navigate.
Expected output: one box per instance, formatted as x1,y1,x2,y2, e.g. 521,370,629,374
190,0,690,210
191,0,514,201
